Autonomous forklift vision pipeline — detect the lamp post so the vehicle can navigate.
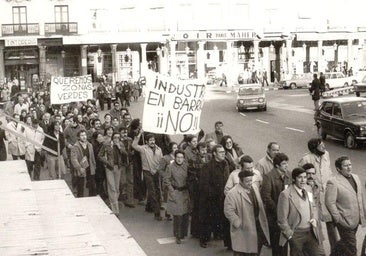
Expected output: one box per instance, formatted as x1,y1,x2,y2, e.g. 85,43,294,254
97,47,102,63
61,50,65,76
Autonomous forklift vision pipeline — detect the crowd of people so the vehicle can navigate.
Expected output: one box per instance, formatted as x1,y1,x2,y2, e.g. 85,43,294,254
0,80,366,256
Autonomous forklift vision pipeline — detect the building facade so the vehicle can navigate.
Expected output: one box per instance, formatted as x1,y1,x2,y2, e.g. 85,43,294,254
0,0,365,91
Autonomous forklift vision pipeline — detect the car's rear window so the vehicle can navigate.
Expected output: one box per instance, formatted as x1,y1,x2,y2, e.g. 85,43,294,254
342,101,366,118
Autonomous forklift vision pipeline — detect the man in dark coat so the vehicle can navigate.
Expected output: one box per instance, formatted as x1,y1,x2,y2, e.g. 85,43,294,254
309,73,321,110
198,144,230,248
260,152,291,256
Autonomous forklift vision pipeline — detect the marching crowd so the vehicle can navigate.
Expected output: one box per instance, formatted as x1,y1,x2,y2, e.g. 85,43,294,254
0,80,366,256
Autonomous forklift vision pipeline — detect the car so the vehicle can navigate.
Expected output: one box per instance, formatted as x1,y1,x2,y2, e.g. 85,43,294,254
236,85,266,111
323,72,358,90
314,97,366,148
280,73,313,89
353,75,366,97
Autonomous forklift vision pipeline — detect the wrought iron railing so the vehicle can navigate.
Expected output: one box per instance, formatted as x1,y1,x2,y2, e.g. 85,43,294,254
44,22,78,35
1,23,40,36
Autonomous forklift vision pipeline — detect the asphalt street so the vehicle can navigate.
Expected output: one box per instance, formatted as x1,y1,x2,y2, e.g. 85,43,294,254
122,86,366,256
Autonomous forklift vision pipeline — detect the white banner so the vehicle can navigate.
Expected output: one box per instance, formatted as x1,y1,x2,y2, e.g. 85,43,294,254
142,73,206,135
50,75,93,104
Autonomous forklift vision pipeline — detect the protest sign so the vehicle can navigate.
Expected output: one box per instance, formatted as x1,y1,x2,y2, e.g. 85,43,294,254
50,75,93,104
142,74,206,135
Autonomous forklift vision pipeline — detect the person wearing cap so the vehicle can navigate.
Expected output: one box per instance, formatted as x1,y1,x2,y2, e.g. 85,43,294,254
277,167,321,255
224,170,270,255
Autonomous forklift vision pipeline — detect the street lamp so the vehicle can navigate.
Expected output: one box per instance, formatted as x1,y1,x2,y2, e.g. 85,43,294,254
185,46,190,55
97,47,102,63
61,50,66,59
269,42,274,52
156,46,161,57
213,44,218,51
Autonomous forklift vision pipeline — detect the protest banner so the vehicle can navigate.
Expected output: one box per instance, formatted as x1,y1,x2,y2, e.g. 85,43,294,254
142,73,206,135
50,75,93,104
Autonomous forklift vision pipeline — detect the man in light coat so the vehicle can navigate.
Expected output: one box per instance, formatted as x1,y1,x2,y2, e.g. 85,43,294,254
224,170,270,255
5,113,26,160
277,167,321,256
325,156,366,256
24,119,44,180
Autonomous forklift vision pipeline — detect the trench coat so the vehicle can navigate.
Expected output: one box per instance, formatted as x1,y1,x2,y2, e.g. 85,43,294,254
298,151,333,221
164,161,189,216
224,183,270,253
5,121,26,156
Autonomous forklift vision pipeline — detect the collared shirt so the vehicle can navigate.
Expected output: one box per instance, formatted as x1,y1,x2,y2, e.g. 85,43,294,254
294,185,307,200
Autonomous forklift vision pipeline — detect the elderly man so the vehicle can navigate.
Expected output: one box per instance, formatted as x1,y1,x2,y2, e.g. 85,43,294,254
256,142,280,176
325,156,366,256
277,167,321,256
224,170,270,256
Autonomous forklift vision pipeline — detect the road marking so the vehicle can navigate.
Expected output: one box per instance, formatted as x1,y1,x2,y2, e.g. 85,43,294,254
239,113,246,117
285,127,305,133
269,102,314,115
256,119,269,124
287,94,310,97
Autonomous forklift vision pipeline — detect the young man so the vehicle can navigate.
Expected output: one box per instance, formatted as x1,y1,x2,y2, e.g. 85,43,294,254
70,130,96,197
277,167,321,255
132,131,163,220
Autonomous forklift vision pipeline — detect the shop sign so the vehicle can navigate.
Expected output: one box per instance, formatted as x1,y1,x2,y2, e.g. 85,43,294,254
172,30,256,41
5,38,38,47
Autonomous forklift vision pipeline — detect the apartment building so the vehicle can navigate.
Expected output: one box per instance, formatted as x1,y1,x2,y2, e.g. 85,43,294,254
0,0,365,90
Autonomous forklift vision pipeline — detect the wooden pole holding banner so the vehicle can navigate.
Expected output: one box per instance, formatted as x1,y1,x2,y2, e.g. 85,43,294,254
57,140,61,179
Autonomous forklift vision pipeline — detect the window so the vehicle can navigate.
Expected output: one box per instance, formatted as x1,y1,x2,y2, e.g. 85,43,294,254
333,103,342,118
322,102,333,115
13,6,27,24
55,5,69,23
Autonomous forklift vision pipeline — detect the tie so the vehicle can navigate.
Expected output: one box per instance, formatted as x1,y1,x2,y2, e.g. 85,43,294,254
302,189,307,200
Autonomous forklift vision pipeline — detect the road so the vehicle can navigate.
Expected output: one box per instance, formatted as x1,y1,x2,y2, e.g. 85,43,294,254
122,86,366,256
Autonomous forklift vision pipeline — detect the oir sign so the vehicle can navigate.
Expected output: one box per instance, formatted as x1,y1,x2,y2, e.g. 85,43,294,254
142,74,206,135
50,75,93,104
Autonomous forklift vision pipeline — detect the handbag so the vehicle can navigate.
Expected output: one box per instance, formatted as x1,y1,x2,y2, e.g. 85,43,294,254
260,245,272,256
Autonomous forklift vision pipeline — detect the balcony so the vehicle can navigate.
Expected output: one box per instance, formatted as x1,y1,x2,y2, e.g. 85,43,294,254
2,23,40,36
44,22,78,36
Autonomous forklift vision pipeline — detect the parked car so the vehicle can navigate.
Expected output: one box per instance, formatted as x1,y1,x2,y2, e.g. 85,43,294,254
353,75,366,97
280,73,313,89
314,97,366,148
236,85,266,111
323,72,358,90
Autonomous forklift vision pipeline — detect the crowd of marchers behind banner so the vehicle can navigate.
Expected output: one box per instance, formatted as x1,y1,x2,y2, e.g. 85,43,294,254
1,77,366,256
